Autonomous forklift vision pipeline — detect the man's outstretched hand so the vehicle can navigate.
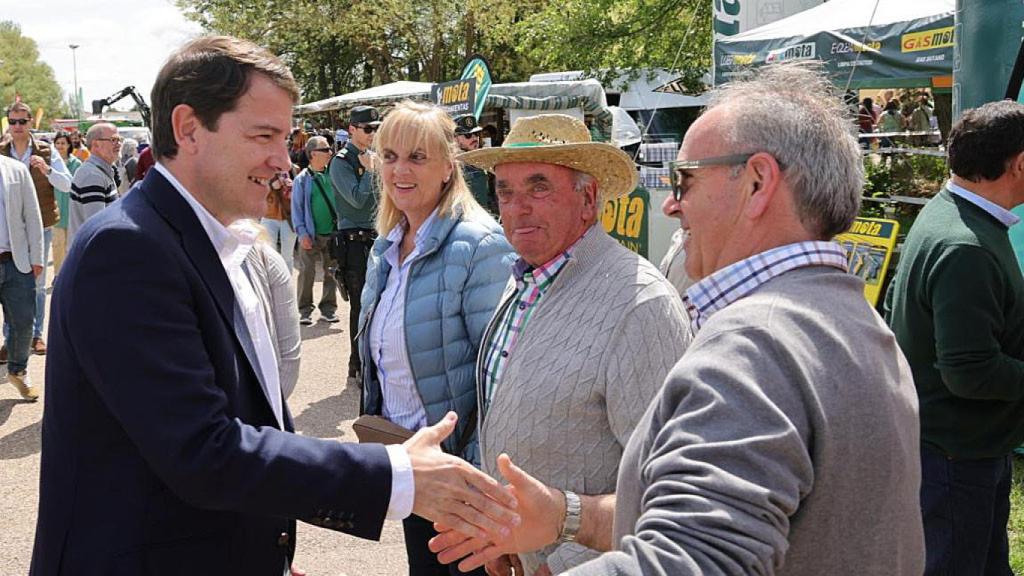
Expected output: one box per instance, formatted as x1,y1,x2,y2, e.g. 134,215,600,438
405,413,521,542
428,453,565,572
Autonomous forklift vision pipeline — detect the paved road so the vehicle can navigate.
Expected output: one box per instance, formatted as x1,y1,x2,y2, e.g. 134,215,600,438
0,274,410,575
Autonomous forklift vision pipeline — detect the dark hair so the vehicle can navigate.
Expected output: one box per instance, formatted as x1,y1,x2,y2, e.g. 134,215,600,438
948,100,1024,182
6,102,31,117
150,36,299,160
53,131,73,148
884,100,899,113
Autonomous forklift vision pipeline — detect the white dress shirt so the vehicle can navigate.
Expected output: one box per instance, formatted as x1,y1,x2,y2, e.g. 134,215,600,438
369,210,439,431
153,163,414,521
15,141,72,193
947,180,1021,227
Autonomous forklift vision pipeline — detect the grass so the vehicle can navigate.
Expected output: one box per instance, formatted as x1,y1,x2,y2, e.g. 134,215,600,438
1011,458,1024,573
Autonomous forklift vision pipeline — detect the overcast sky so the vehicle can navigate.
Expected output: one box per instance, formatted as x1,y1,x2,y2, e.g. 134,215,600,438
4,0,203,114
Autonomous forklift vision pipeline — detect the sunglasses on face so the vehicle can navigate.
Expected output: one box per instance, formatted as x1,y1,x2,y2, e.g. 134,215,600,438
312,147,332,153
669,153,754,201
354,125,377,134
7,118,30,126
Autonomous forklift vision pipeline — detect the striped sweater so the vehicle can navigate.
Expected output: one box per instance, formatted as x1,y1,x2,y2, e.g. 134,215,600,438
68,155,119,242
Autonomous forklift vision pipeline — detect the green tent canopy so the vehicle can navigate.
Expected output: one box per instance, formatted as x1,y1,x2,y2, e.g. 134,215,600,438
714,0,954,89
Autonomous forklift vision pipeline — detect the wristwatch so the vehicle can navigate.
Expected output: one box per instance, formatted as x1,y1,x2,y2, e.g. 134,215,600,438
558,490,582,543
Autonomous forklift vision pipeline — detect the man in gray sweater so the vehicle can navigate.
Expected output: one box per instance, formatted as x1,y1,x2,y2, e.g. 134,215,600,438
452,113,690,574
435,63,924,576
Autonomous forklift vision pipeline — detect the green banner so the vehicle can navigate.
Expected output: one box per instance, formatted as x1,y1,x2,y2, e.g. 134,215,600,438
460,56,492,120
715,13,953,88
602,186,649,258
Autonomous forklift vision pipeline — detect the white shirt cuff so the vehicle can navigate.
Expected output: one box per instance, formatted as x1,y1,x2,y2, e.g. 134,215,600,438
384,444,415,520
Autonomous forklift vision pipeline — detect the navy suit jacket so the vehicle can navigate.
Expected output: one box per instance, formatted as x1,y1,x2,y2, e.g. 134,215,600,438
31,169,392,575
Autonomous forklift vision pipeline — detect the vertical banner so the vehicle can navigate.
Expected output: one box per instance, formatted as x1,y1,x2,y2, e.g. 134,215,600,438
460,56,492,120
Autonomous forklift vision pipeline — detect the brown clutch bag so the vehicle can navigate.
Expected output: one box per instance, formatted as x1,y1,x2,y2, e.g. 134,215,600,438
353,415,415,445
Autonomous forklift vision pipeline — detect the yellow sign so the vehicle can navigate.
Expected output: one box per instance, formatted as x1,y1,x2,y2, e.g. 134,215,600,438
601,188,649,257
835,217,900,305
901,26,954,53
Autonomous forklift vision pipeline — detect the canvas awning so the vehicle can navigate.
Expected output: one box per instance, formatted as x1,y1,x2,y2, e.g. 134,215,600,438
711,0,954,89
294,79,615,139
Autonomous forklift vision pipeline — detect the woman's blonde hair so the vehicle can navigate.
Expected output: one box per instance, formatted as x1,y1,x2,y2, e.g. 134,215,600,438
373,100,486,235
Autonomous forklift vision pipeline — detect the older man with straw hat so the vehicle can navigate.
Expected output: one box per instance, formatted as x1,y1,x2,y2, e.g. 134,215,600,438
449,114,690,574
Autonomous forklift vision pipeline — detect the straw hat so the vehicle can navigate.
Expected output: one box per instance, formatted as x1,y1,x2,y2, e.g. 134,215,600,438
458,114,638,201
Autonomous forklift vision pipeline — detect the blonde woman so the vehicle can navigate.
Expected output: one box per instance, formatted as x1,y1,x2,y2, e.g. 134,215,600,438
357,101,514,576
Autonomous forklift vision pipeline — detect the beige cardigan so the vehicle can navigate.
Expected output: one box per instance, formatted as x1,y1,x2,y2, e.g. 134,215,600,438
244,241,301,400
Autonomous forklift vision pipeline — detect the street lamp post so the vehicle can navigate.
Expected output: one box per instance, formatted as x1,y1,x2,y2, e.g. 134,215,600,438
69,44,80,120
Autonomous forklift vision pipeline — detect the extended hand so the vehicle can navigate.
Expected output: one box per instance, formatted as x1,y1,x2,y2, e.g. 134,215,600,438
405,413,521,542
429,453,564,572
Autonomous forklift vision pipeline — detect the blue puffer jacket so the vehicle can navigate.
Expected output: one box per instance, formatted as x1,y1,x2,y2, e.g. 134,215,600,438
358,206,515,465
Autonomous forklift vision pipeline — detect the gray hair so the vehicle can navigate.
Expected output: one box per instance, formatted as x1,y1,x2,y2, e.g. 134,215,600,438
120,138,138,162
305,135,329,156
572,169,605,216
705,62,863,238
85,122,117,148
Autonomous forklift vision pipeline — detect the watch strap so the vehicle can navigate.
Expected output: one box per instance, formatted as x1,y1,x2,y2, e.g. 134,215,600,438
559,490,582,543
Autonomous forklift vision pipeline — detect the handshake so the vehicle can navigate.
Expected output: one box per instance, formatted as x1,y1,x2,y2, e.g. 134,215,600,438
406,414,571,576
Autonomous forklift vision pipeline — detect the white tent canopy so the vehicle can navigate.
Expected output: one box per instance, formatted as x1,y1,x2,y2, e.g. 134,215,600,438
727,0,954,43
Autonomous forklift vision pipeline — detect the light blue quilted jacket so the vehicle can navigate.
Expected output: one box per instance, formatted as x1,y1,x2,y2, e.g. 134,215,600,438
357,206,515,464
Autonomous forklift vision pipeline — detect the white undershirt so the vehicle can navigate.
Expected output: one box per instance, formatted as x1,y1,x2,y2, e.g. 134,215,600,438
153,162,414,521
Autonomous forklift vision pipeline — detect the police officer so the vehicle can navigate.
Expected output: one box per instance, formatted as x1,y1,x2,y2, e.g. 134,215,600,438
329,105,381,384
454,114,498,215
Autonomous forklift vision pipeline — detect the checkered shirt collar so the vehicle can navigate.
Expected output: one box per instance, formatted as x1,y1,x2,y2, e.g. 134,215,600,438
511,235,585,291
683,241,849,332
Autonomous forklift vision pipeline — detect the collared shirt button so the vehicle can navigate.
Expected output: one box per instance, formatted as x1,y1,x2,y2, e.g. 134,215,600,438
500,351,508,358
278,532,290,547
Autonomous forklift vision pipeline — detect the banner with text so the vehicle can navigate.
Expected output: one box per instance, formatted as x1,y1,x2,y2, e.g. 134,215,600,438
835,217,900,305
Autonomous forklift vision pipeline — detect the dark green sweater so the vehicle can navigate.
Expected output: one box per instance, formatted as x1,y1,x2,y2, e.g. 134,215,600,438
885,187,1024,458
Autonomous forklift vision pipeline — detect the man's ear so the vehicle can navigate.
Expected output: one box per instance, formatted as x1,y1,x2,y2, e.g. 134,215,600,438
744,152,783,220
171,104,201,156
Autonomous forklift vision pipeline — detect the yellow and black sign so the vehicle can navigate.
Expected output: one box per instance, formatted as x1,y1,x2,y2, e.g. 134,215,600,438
431,78,476,115
901,26,954,53
835,217,900,305
602,187,649,257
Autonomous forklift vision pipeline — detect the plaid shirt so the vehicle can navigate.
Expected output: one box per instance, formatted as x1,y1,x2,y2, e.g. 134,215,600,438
481,248,575,407
683,241,849,333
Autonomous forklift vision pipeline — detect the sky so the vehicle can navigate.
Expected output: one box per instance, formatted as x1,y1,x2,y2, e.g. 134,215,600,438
3,0,203,115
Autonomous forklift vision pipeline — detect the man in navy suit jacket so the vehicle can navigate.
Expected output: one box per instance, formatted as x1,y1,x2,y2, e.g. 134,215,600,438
30,36,517,576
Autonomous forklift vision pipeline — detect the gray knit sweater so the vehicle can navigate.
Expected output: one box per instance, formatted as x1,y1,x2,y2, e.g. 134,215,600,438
563,266,924,576
478,225,690,574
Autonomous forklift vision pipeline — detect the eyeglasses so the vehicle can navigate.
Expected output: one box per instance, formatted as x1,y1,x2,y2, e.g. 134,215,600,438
669,153,754,201
7,118,29,126
353,124,377,134
311,147,332,153
95,137,124,145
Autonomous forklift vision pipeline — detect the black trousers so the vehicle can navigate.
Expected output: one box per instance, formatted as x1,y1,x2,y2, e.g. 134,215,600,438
337,234,372,377
402,514,488,576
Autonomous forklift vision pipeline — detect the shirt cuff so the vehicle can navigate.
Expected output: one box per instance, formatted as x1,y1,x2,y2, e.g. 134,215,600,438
385,444,415,520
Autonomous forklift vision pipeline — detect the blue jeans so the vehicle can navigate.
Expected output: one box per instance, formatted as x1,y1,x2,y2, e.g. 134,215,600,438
920,446,1013,576
3,227,50,342
261,218,296,274
0,260,36,373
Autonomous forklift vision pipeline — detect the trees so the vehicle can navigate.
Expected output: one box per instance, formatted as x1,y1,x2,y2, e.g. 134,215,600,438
0,21,68,121
176,0,546,102
175,0,712,101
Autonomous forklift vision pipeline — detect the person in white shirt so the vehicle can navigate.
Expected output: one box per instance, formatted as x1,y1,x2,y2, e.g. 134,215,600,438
31,36,519,576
